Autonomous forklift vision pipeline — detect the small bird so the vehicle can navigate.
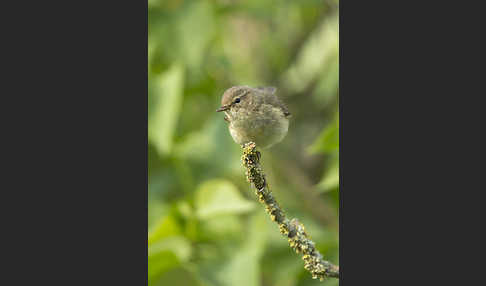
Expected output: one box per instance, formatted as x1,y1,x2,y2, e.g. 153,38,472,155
216,85,291,149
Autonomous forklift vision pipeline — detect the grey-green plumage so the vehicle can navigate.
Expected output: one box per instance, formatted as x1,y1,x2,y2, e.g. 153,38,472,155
216,86,290,149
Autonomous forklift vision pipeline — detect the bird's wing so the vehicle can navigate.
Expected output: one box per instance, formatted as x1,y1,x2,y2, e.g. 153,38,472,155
255,86,291,117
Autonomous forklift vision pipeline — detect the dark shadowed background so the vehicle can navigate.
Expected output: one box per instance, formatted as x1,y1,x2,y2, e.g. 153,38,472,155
148,0,338,285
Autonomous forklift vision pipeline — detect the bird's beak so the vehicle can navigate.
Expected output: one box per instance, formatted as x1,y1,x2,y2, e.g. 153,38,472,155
216,105,230,112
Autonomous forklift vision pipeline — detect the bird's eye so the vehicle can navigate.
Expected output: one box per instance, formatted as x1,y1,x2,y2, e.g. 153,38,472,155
234,98,240,104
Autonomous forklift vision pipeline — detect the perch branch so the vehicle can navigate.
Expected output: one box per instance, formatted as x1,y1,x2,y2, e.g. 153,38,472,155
241,142,339,280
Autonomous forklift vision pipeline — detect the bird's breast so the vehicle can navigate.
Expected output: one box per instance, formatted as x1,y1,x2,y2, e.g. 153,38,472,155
228,104,289,148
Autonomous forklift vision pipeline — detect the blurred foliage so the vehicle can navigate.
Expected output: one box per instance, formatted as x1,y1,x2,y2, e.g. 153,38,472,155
148,0,339,285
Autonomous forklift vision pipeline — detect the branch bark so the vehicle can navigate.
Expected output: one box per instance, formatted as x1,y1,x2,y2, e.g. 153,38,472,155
241,142,339,281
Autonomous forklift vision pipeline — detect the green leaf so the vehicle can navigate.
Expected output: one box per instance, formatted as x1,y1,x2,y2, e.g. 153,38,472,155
148,200,168,232
195,179,255,219
281,13,339,93
174,1,215,70
148,63,185,156
217,248,260,286
149,236,192,263
150,267,204,286
148,250,180,286
313,52,339,106
173,114,243,177
318,156,339,192
308,114,339,154
214,212,267,286
200,215,243,241
148,230,193,285
148,215,182,245
195,212,267,286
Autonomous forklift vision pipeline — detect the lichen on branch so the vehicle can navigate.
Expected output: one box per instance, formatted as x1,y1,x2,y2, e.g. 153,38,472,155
241,142,339,280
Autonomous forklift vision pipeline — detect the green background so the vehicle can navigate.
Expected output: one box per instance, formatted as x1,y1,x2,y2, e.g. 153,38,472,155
148,0,339,285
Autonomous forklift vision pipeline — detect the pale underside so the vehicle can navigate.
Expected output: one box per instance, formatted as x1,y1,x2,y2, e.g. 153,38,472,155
226,103,289,149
